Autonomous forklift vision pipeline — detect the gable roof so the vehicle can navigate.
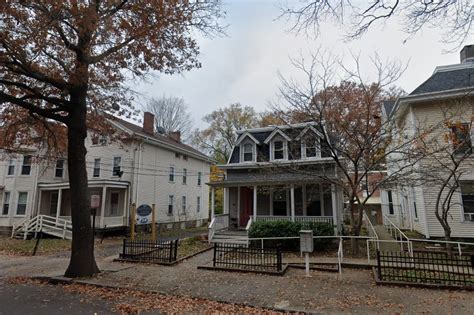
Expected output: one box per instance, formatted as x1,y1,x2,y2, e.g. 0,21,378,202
263,128,291,144
382,100,396,117
295,125,323,140
109,117,211,163
235,131,260,146
410,66,474,96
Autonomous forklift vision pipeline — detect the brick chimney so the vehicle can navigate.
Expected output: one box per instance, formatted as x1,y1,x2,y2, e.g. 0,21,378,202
169,131,181,143
460,45,474,63
143,112,154,135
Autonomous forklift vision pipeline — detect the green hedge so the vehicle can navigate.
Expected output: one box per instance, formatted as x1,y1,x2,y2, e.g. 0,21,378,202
248,220,334,251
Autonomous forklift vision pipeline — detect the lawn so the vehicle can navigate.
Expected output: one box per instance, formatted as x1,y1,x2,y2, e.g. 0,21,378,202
0,237,70,256
178,237,211,259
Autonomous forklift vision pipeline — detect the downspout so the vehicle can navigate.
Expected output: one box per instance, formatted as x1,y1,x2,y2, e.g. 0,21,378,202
134,142,143,205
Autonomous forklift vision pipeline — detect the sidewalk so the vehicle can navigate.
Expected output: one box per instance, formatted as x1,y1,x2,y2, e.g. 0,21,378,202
373,225,401,252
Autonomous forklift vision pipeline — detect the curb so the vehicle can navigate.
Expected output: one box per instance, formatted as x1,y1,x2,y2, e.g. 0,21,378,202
31,275,308,314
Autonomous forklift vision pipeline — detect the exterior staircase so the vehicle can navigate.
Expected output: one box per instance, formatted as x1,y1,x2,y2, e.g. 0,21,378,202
11,215,72,240
210,230,249,245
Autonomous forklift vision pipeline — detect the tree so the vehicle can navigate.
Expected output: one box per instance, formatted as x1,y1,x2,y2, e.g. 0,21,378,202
274,52,435,253
0,1,223,277
144,96,193,141
282,0,473,50
192,103,259,164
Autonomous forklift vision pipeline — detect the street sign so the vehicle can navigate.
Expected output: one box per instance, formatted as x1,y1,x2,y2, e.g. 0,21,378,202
90,195,101,209
300,230,314,253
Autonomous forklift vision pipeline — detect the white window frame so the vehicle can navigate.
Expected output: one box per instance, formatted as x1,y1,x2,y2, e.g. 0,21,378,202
93,158,101,177
270,139,288,161
182,196,186,214
7,159,15,176
1,191,10,216
460,182,474,222
168,195,174,215
112,156,122,177
16,192,28,216
240,142,255,163
109,191,120,216
301,137,321,160
21,155,32,176
182,168,187,185
169,166,175,182
55,159,65,178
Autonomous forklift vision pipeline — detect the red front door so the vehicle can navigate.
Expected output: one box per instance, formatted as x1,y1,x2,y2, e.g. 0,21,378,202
240,187,253,227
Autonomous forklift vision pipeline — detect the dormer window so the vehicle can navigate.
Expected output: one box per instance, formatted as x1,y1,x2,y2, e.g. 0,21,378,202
243,143,254,162
302,139,320,159
273,141,284,160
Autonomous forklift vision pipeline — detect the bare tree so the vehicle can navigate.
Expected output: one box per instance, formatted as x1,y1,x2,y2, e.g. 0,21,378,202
144,96,193,141
273,51,438,253
281,0,474,50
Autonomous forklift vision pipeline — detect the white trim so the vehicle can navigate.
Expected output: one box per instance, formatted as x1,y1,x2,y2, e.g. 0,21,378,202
236,122,317,134
295,125,323,140
240,141,256,163
263,128,291,144
269,139,288,161
235,132,260,146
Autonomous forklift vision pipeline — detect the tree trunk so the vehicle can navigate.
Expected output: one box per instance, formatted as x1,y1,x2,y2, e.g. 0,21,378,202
348,199,361,256
64,95,99,277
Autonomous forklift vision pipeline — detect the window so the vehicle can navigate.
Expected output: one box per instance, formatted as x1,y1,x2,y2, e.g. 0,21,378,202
412,187,418,219
197,196,201,213
197,172,202,186
168,195,174,214
21,155,32,175
273,141,284,160
182,196,186,214
242,143,253,162
93,158,100,177
175,152,181,158
451,123,472,155
110,192,119,216
2,192,10,216
55,159,65,178
461,183,474,221
387,190,394,215
7,159,15,176
112,157,121,176
169,166,175,182
304,140,320,158
183,155,188,161
182,168,187,184
49,192,59,216
16,192,28,215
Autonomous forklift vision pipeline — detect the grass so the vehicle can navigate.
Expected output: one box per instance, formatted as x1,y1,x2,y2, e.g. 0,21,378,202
0,237,70,256
178,237,211,259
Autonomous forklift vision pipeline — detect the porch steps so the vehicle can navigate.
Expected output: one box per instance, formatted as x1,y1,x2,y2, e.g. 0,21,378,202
11,215,72,240
211,230,249,245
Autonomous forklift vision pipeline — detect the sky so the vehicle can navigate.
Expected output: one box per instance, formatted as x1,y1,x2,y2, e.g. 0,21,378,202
132,0,465,129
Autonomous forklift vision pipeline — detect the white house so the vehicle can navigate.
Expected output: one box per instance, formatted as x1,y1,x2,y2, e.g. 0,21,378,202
0,112,212,237
381,45,474,239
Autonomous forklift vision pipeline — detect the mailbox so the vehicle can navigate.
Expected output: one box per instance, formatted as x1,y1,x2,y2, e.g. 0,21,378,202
300,230,314,253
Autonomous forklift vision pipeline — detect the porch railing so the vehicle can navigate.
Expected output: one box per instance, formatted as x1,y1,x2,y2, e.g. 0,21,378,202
208,213,230,243
255,215,334,225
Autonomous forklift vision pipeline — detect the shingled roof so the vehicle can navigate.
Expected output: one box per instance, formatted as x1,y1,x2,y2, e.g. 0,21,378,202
410,66,474,96
110,116,210,162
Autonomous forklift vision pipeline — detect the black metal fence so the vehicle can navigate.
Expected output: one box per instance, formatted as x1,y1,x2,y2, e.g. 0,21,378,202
120,239,178,263
377,250,474,287
213,243,282,272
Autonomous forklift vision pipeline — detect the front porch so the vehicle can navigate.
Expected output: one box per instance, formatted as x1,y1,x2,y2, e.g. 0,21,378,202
209,182,343,240
37,180,130,229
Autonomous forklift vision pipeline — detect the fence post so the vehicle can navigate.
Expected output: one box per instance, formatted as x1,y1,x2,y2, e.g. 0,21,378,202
277,246,282,272
376,250,382,281
213,243,217,267
122,239,126,257
458,243,462,256
174,239,178,261
169,240,174,263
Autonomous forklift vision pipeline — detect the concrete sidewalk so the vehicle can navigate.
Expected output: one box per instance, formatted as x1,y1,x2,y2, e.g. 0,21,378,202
373,225,401,252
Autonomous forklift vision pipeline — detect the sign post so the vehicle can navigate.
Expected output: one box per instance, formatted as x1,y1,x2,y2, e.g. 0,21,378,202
151,204,156,241
130,203,136,241
300,230,314,277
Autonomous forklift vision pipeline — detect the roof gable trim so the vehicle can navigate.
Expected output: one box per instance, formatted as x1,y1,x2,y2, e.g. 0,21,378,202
263,128,291,144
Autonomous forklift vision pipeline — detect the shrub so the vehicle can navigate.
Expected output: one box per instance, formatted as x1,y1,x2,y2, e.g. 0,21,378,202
248,220,334,251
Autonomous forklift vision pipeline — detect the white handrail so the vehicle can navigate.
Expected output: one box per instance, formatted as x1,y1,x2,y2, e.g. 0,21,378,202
383,213,411,253
363,212,379,239
208,217,216,244
337,237,343,278
245,217,253,231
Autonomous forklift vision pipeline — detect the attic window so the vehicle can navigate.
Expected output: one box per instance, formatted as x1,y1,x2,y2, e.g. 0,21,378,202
243,143,253,162
273,141,284,160
451,123,472,155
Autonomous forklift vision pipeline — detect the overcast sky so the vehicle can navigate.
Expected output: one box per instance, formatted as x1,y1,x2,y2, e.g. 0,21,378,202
132,0,464,129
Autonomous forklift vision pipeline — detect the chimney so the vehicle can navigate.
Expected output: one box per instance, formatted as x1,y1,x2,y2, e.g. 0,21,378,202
143,112,154,135
169,131,181,143
460,45,474,63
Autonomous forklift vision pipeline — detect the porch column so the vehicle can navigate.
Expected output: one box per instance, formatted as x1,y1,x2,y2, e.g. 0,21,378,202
331,184,338,234
237,187,241,225
253,186,257,220
100,186,107,228
223,187,228,214
37,189,42,217
55,189,62,223
123,188,128,226
210,187,215,219
290,185,295,222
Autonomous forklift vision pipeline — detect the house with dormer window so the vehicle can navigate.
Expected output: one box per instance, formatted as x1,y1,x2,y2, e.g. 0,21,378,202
208,122,344,242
